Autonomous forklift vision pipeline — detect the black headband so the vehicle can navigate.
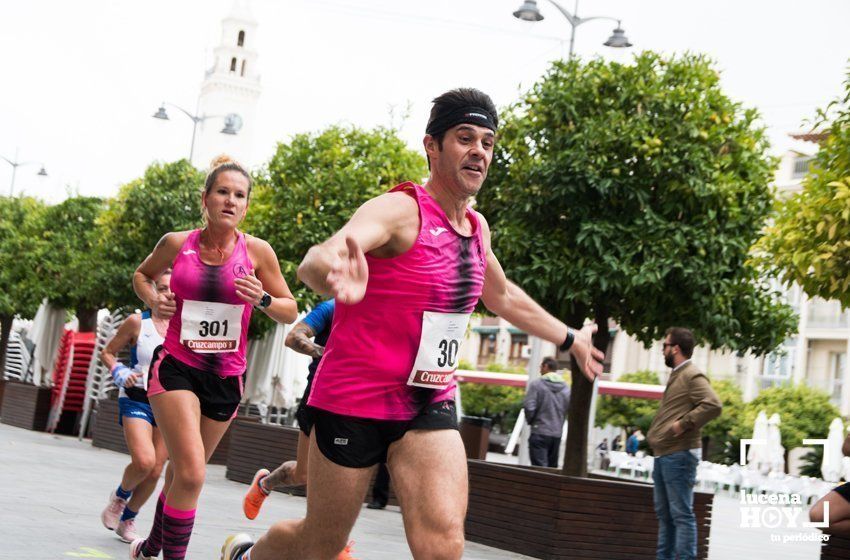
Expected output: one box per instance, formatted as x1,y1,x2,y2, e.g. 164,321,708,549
426,106,497,136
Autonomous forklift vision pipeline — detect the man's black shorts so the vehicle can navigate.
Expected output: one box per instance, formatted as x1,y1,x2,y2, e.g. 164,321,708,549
294,371,316,436
834,482,850,503
149,347,242,422
311,400,458,468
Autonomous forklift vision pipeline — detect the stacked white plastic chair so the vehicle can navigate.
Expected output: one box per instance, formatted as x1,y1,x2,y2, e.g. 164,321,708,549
77,310,124,440
2,330,32,381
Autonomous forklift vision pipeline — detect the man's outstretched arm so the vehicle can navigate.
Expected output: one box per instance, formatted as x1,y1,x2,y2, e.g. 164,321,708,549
479,217,604,380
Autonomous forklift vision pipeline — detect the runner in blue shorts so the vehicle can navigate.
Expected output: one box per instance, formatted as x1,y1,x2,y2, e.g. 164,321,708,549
99,270,171,542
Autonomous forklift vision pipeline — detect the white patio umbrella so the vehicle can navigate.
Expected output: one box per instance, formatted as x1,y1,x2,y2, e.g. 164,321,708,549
822,418,845,482
24,299,67,386
746,410,770,471
766,413,785,474
243,321,291,406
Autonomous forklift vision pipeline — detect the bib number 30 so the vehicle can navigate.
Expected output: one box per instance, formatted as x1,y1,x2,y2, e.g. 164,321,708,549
408,311,470,390
437,339,459,368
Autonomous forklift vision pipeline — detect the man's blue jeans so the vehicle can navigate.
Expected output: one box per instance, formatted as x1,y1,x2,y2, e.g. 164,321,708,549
653,450,699,560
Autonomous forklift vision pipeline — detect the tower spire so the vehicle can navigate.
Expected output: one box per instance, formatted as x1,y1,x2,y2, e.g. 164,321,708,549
192,0,261,168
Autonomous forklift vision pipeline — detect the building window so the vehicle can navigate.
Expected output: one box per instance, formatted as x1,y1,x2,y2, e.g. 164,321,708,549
241,59,246,76
230,57,237,72
508,333,528,364
237,30,245,47
792,156,813,179
760,339,796,389
829,352,847,406
807,298,850,328
478,334,497,365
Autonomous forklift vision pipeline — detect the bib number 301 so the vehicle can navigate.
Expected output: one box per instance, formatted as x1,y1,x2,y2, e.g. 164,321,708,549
407,311,470,390
180,299,243,353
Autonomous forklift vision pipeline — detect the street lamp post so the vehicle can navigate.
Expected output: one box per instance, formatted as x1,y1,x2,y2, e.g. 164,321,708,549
153,101,243,163
513,0,631,57
1,148,48,196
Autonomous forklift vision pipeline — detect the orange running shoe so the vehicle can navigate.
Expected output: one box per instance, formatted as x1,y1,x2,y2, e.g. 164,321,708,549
242,468,271,520
337,541,358,560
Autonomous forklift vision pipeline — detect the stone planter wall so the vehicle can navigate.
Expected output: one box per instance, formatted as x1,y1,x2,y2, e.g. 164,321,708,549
465,460,712,560
0,381,51,431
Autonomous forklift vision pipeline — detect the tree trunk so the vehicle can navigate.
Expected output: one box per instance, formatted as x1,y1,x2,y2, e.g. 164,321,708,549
0,314,12,377
562,305,611,477
76,307,98,333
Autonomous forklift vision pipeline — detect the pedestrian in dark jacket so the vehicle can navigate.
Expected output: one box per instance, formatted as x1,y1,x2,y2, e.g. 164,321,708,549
523,357,571,467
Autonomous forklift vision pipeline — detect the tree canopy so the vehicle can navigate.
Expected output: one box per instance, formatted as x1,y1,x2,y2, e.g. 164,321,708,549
0,196,47,319
97,159,204,309
0,196,48,372
37,196,110,331
477,52,798,475
755,69,850,307
245,125,427,306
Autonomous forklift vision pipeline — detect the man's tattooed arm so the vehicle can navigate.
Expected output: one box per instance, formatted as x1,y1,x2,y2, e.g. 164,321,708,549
284,321,324,359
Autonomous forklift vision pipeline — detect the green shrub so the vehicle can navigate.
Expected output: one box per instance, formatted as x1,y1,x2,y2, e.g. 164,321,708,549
458,361,528,433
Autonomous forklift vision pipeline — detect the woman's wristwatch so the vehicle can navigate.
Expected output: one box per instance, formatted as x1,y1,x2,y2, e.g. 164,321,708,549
255,291,272,310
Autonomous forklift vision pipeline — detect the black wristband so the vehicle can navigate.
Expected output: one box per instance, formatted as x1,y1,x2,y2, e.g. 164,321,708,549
559,328,575,352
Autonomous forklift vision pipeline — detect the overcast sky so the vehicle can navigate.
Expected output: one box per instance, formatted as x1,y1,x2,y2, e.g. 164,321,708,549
2,0,848,203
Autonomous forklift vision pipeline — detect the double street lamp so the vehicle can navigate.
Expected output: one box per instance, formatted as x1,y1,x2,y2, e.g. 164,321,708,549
1,148,48,196
513,0,631,57
153,102,243,163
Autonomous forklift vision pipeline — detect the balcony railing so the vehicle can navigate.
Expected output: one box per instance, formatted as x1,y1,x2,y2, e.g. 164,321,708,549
807,302,850,329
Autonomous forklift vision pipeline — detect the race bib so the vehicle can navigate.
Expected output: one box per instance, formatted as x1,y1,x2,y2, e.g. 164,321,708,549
407,311,471,389
180,299,243,353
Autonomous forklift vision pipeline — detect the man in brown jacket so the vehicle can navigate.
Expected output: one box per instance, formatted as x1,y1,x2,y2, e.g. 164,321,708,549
646,327,721,560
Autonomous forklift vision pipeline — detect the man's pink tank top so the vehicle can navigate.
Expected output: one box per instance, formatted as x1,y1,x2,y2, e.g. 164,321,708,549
162,229,254,376
308,183,487,420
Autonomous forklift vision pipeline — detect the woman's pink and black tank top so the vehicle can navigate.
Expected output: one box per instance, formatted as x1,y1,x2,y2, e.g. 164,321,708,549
162,229,254,377
308,182,487,420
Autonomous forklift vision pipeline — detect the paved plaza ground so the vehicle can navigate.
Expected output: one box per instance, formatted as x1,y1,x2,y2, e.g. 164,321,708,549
0,422,827,559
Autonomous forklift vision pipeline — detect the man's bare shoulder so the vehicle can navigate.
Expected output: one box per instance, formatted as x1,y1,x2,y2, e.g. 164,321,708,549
364,190,419,215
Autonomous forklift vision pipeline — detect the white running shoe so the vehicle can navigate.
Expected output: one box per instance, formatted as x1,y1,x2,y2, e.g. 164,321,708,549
221,533,254,560
101,491,127,530
115,518,139,543
129,538,155,560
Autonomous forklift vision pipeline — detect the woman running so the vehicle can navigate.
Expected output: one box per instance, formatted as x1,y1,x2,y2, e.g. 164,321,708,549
129,155,298,560
100,270,172,543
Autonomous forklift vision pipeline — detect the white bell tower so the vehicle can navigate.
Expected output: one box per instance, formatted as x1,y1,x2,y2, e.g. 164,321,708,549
192,0,261,169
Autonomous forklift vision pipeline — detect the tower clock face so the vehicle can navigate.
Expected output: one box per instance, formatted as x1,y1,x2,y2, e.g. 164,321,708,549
224,113,243,132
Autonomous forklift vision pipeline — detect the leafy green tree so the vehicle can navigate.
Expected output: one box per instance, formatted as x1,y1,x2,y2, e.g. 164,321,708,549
595,370,660,435
755,69,850,306
0,196,48,372
38,196,110,332
702,379,745,464
245,125,427,306
734,384,840,457
97,160,204,309
477,52,797,475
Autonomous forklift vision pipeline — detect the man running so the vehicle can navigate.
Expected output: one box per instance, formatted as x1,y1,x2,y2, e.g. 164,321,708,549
242,299,334,514
222,88,604,560
241,299,358,559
